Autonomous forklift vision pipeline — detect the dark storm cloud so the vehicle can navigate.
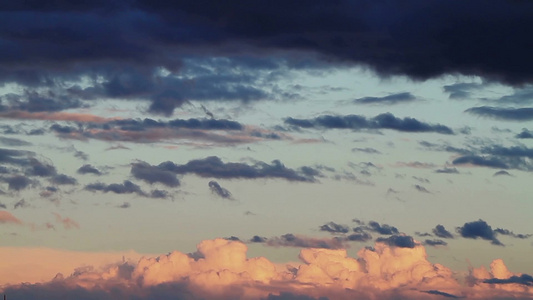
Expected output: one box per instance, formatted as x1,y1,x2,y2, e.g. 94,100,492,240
2,0,533,92
456,220,502,246
208,180,232,199
285,113,453,134
77,164,102,175
131,161,180,187
319,222,350,234
424,239,448,247
516,129,533,139
433,225,454,239
353,92,417,105
158,156,319,182
465,106,533,121
266,234,346,249
376,235,416,248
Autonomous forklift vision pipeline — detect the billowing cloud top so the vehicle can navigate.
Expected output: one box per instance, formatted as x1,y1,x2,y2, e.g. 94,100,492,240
2,238,532,300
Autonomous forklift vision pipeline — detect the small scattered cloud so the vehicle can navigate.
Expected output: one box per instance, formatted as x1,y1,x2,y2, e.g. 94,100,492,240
77,164,102,175
433,225,454,239
456,220,502,246
376,235,416,248
266,234,347,249
319,222,350,234
0,211,23,225
516,129,533,139
465,106,533,121
158,156,319,182
285,113,454,134
414,185,431,193
208,180,233,200
493,170,512,177
353,92,418,105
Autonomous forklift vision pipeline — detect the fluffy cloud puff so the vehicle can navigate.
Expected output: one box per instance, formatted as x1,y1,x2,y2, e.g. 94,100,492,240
2,238,532,299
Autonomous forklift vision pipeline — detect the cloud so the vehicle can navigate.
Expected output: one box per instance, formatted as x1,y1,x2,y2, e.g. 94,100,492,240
0,137,32,147
456,220,502,246
435,167,460,174
353,92,417,105
77,164,102,175
413,185,431,193
2,1,533,94
266,234,347,249
465,106,533,121
131,161,180,187
421,290,461,298
376,235,416,248
250,235,267,243
2,238,533,299
443,82,485,100
53,213,80,230
345,232,373,242
5,175,35,191
285,113,454,134
493,170,512,177
451,145,533,171
424,239,448,247
516,129,533,139
483,274,533,286
0,211,23,225
0,148,32,165
158,156,319,182
353,220,399,236
319,222,350,234
208,181,233,199
493,228,532,239
433,225,454,239
452,155,510,170
50,174,77,185
351,147,382,154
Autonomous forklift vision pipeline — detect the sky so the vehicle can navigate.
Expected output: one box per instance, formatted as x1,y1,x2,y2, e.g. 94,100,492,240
1,1,533,299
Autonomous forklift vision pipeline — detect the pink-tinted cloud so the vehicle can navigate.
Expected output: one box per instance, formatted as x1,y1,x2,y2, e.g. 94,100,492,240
0,210,23,225
52,213,80,230
1,238,532,299
0,111,119,123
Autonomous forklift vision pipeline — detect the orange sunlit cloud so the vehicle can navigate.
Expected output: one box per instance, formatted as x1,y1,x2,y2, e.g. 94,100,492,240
0,211,23,225
1,238,531,299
